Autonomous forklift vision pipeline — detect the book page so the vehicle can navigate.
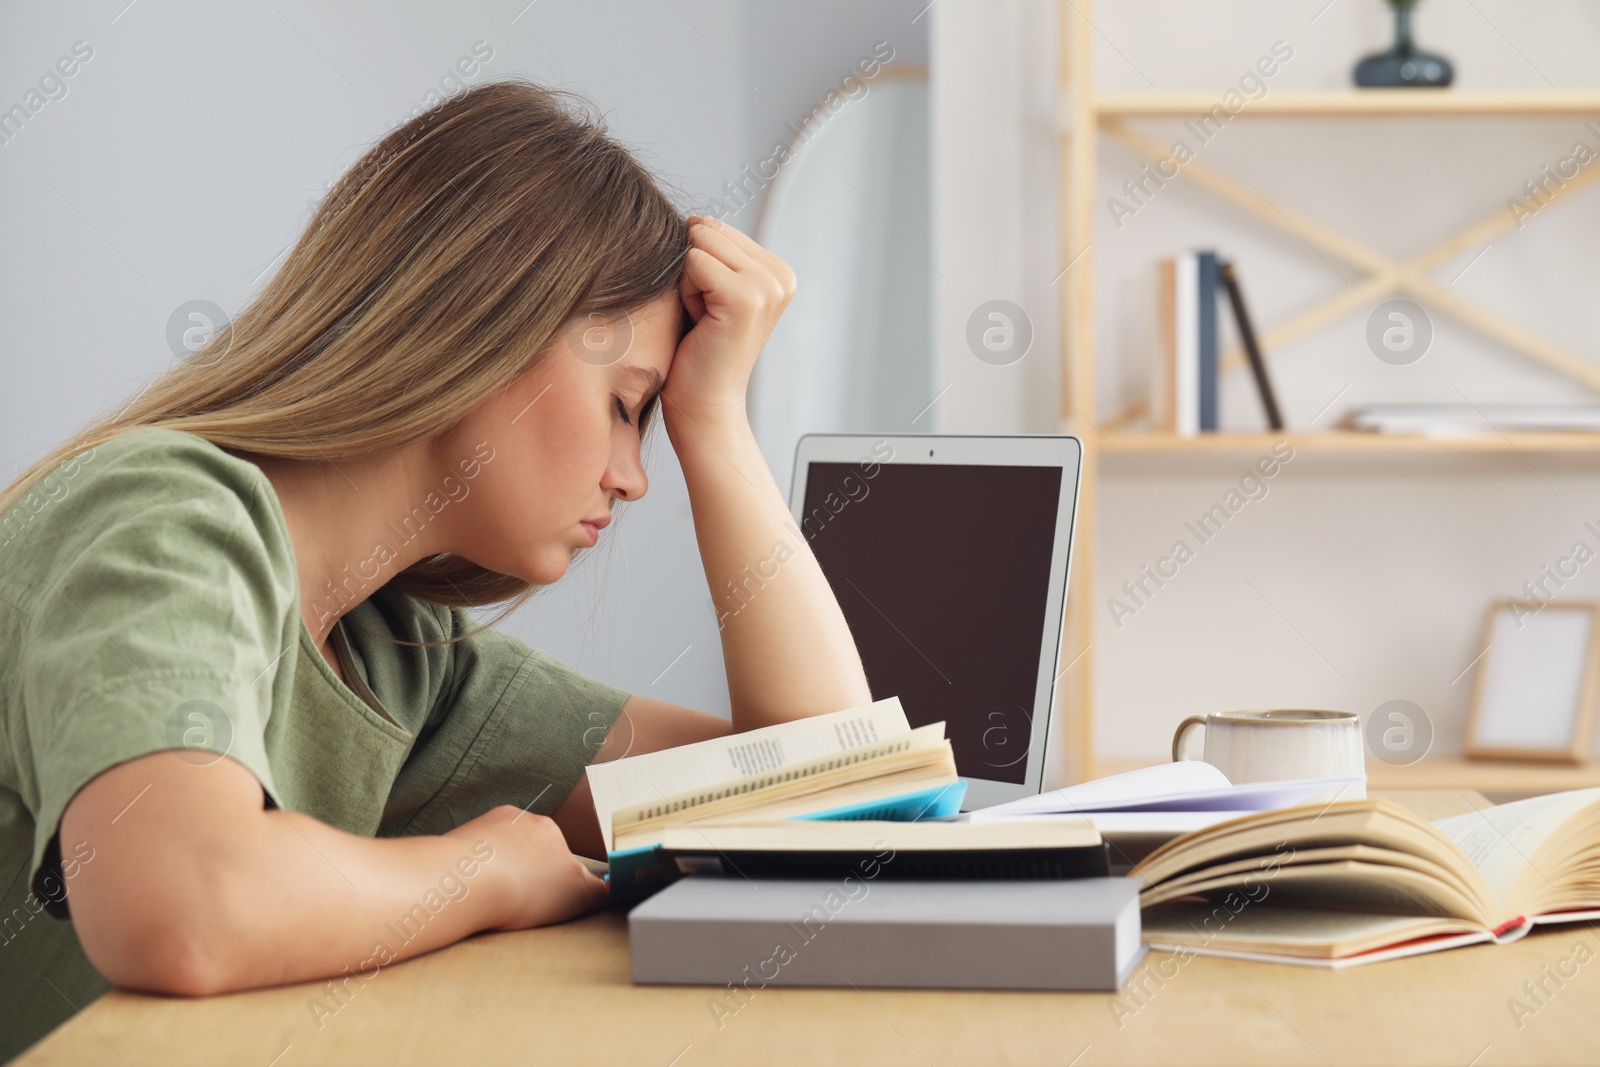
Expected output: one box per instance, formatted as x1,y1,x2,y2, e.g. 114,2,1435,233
967,761,1229,819
1140,902,1481,959
967,761,1362,820
585,696,911,850
1143,859,1487,922
1432,788,1600,914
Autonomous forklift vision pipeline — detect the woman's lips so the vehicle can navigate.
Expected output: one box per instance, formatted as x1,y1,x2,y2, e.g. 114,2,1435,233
579,521,599,546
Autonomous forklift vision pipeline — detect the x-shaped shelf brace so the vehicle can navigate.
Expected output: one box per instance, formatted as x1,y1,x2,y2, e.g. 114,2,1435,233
1100,116,1600,431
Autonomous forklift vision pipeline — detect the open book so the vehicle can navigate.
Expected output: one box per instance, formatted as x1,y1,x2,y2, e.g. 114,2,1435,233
960,760,1365,870
1132,787,1600,967
585,697,969,900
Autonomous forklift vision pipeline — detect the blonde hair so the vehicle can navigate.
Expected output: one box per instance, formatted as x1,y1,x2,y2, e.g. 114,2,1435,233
1,78,690,640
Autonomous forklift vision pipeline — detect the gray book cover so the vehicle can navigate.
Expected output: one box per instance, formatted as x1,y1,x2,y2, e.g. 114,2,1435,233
629,876,1147,992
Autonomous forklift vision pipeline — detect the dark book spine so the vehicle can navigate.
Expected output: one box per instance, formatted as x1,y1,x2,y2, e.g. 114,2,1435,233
661,843,1112,882
1219,260,1284,431
1197,250,1219,432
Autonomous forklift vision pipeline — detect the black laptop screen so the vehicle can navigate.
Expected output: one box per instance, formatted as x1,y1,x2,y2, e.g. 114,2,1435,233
798,461,1064,785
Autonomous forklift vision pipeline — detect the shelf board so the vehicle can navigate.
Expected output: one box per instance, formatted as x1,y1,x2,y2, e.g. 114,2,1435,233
1092,756,1600,802
1094,431,1600,454
1094,90,1600,117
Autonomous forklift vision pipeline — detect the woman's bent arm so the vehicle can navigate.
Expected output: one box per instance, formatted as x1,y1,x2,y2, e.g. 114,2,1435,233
60,750,606,996
662,216,873,731
669,412,873,731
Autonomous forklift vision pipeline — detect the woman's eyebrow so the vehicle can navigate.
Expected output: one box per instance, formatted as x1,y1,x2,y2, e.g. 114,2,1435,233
623,365,665,394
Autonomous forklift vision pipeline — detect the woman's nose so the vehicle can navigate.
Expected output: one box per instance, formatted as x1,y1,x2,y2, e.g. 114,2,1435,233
606,451,648,501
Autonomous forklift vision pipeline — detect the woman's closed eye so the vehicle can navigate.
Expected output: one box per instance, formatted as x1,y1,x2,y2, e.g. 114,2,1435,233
618,393,659,431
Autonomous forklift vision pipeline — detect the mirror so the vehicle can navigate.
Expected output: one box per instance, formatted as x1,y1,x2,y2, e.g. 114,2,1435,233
750,69,932,498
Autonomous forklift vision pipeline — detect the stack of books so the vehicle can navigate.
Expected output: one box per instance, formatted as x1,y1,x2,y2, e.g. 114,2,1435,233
1150,250,1283,436
1338,403,1600,436
591,698,1147,991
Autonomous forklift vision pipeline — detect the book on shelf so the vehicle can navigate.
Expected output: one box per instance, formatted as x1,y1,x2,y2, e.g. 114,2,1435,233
1339,403,1600,435
1151,251,1282,435
1132,787,1600,967
585,697,971,902
1198,250,1219,432
1218,260,1284,430
1151,253,1200,436
1151,257,1178,432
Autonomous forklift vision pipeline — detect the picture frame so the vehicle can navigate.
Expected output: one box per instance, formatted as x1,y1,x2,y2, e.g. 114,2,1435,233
1465,599,1600,764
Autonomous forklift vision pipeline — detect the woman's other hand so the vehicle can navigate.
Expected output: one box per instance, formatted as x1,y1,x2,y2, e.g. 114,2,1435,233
662,215,797,430
444,805,611,931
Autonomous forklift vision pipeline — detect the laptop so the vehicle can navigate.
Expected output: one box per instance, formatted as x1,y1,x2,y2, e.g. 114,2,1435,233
787,433,1083,810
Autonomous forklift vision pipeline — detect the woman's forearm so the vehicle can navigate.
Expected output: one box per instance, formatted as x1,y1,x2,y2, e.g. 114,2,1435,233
666,409,873,730
205,809,507,993
64,752,519,998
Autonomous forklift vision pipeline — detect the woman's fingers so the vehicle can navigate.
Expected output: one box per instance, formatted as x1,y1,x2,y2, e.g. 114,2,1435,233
681,245,740,310
692,215,775,268
686,220,793,315
688,218,761,278
683,241,739,288
690,215,795,286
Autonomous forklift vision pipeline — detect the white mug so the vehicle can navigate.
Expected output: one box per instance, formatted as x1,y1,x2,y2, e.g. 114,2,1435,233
1172,709,1366,795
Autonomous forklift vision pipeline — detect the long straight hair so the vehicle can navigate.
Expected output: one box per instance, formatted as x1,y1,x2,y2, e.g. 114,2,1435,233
0,78,690,641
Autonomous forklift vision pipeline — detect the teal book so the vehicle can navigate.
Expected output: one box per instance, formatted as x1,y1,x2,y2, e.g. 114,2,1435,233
605,779,969,904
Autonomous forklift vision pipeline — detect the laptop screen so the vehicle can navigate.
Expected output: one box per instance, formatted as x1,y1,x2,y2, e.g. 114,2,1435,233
798,461,1064,785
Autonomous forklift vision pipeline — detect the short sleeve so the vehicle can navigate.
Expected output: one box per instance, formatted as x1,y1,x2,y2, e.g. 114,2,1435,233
11,434,297,916
379,608,632,838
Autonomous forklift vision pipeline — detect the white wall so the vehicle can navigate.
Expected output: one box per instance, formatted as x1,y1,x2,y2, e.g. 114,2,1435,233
931,0,1064,438
0,1,928,719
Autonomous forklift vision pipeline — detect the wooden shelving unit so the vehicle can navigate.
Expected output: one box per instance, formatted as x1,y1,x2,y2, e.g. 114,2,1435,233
1053,0,1600,791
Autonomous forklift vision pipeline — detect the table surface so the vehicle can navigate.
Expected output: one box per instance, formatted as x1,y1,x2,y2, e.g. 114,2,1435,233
20,789,1600,1067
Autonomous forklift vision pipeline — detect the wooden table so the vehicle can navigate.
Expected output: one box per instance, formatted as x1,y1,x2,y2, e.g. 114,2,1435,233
20,790,1600,1067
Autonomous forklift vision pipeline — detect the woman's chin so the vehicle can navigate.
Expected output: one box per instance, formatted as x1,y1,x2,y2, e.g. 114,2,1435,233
520,550,577,585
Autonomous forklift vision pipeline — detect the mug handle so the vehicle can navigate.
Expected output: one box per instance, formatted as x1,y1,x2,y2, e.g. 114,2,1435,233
1172,716,1207,762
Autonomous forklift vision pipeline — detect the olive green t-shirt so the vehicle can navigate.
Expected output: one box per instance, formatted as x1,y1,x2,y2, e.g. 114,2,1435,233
0,426,632,1061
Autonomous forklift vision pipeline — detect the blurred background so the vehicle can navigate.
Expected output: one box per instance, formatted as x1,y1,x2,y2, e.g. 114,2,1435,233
6,1,1600,790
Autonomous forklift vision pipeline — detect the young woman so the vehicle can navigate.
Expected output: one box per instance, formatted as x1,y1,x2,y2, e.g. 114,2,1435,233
0,78,870,1057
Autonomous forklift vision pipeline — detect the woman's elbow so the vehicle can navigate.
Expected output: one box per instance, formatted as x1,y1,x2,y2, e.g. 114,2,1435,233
80,910,231,997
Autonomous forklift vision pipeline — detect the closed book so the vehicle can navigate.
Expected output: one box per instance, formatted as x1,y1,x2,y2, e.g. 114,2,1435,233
1174,253,1199,437
1218,260,1283,430
629,876,1147,991
655,816,1111,881
1150,258,1177,432
1197,250,1219,432
607,782,968,902
1339,404,1600,434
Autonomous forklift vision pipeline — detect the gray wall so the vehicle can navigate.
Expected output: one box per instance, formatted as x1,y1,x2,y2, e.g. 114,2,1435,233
0,1,929,719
